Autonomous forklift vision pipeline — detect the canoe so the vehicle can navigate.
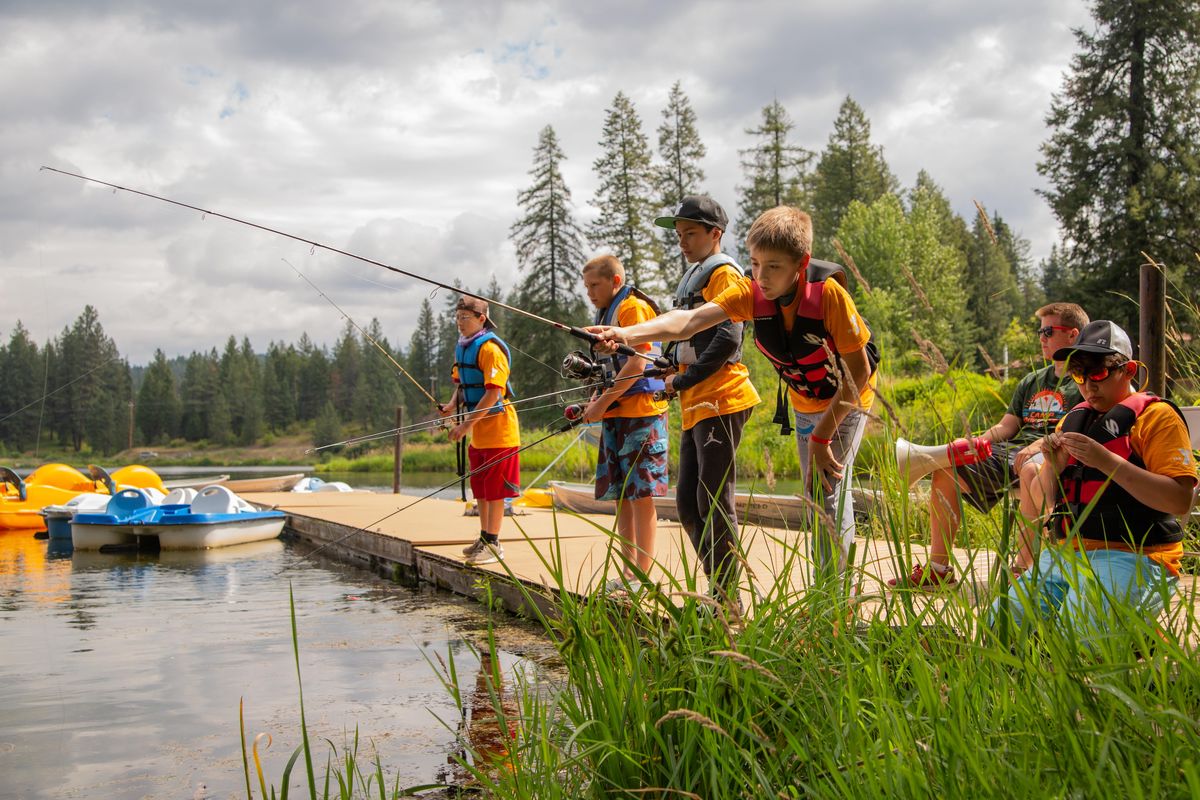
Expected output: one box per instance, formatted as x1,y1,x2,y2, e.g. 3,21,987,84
549,481,881,529
162,474,230,490
221,473,307,493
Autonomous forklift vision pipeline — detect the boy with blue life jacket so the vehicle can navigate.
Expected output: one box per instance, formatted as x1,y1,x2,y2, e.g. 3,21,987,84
590,206,879,581
654,196,760,606
580,255,670,593
439,296,521,566
995,320,1196,642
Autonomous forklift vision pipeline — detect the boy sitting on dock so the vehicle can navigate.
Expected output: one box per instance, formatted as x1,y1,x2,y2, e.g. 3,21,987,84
440,296,521,566
996,321,1196,644
580,255,670,593
890,303,1088,588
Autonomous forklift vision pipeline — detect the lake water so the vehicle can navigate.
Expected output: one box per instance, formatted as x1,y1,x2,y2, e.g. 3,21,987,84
0,529,553,799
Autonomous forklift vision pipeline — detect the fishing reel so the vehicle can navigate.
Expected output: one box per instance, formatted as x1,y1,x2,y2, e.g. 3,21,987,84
561,350,606,382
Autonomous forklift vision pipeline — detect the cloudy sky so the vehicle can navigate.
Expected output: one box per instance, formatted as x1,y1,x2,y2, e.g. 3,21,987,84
1,0,1093,365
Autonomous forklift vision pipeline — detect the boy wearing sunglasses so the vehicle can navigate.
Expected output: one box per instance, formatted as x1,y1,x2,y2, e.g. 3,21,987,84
891,303,1088,588
997,320,1196,640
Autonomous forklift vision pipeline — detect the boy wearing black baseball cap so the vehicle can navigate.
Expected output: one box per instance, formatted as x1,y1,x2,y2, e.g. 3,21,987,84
995,320,1197,645
653,196,760,611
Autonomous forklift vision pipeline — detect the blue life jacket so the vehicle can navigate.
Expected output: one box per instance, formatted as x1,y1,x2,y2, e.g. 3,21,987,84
593,285,666,397
454,331,514,412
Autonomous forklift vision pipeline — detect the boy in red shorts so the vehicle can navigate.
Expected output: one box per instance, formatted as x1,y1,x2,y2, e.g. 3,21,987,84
440,296,521,565
580,254,670,592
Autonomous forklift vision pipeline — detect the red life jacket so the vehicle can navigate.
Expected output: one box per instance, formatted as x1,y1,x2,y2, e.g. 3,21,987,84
1054,393,1186,546
751,258,878,433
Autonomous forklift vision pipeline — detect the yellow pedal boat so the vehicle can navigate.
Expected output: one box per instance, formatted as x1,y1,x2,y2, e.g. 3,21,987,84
0,464,167,531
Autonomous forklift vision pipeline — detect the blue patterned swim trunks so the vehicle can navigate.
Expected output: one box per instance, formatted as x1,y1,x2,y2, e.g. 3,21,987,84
594,413,669,501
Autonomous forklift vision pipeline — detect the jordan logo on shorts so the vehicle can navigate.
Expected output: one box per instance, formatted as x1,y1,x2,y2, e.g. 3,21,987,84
703,430,724,448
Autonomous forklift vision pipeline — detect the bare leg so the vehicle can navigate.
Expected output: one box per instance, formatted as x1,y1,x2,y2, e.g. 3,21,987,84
480,499,504,538
629,496,657,575
929,467,968,568
1015,461,1047,570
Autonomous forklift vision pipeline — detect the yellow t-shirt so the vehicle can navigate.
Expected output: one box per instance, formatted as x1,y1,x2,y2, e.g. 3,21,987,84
712,275,876,414
676,264,761,430
604,293,670,420
1055,399,1197,575
451,340,520,449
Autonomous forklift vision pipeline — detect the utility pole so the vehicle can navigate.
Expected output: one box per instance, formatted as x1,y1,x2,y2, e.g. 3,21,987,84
392,405,403,494
1139,260,1167,397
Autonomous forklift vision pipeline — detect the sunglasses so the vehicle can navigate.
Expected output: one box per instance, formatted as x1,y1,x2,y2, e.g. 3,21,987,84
1068,365,1124,384
1037,325,1074,338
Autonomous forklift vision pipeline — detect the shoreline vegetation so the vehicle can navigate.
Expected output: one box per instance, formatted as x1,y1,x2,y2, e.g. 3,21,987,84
250,433,1200,799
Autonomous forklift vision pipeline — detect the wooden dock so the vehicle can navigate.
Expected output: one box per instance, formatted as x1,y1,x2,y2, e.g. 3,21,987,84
245,490,1199,626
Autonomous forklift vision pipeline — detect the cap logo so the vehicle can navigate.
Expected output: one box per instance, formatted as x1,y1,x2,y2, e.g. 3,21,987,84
1097,338,1108,344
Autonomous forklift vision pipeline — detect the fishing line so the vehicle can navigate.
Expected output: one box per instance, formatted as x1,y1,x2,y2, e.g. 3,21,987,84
0,355,124,427
281,258,439,405
284,416,585,571
40,166,666,369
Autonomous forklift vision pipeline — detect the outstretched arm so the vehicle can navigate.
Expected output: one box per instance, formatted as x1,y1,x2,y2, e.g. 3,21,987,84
586,302,731,349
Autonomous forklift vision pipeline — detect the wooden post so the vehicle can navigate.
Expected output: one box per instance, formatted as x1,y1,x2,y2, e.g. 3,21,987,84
1139,261,1167,397
392,405,403,494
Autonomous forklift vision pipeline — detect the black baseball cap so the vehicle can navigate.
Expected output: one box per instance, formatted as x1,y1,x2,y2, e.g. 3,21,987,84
1052,320,1133,361
654,195,728,231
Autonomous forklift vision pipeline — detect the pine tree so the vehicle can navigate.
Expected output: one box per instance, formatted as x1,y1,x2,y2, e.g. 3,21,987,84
511,125,586,313
330,321,362,422
588,92,660,291
0,322,45,451
655,81,708,281
964,216,1022,365
1038,0,1200,327
736,101,813,260
353,318,402,431
809,96,898,258
136,349,180,444
509,125,587,416
296,334,331,422
405,298,441,417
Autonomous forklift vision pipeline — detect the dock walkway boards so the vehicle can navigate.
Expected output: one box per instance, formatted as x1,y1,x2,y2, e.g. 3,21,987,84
247,491,1198,628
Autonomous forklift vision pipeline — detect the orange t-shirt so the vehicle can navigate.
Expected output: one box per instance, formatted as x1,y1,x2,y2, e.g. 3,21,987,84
603,293,670,420
676,263,761,430
1055,400,1197,575
451,339,520,449
712,275,876,414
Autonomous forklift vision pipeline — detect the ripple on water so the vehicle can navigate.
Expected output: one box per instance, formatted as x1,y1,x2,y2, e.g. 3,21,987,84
0,531,554,799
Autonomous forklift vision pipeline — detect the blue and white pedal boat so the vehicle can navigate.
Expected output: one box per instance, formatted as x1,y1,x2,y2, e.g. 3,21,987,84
73,485,285,551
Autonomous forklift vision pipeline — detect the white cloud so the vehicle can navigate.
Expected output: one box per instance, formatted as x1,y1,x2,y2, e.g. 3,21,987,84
0,0,1090,363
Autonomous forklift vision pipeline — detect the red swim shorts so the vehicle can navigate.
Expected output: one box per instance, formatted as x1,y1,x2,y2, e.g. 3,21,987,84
468,445,521,501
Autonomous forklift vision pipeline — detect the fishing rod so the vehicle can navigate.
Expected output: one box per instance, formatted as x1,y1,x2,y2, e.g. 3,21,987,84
281,258,439,406
286,406,587,570
40,166,670,369
306,357,670,452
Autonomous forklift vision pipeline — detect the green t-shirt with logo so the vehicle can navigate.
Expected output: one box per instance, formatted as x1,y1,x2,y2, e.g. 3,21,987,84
1006,364,1083,445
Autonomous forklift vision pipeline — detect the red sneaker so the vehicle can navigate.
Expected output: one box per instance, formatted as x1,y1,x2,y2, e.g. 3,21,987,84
887,562,956,590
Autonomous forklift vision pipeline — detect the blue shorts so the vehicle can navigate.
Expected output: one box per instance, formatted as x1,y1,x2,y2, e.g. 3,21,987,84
594,414,669,501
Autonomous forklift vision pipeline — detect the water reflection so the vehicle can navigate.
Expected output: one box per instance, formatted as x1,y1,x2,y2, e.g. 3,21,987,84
0,529,553,799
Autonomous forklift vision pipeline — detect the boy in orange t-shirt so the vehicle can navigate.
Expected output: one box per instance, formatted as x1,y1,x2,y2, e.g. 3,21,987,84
654,196,760,605
590,206,877,581
994,320,1196,645
581,255,669,593
440,296,521,566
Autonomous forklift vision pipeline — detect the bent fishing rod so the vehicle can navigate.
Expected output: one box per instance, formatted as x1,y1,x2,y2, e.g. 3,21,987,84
285,405,588,570
40,166,669,369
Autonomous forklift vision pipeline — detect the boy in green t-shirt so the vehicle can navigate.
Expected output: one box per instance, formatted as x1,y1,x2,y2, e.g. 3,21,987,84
890,303,1089,588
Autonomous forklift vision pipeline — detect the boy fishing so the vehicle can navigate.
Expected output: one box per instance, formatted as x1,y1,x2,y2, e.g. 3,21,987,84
580,255,670,592
654,196,760,606
590,205,878,585
440,296,521,566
